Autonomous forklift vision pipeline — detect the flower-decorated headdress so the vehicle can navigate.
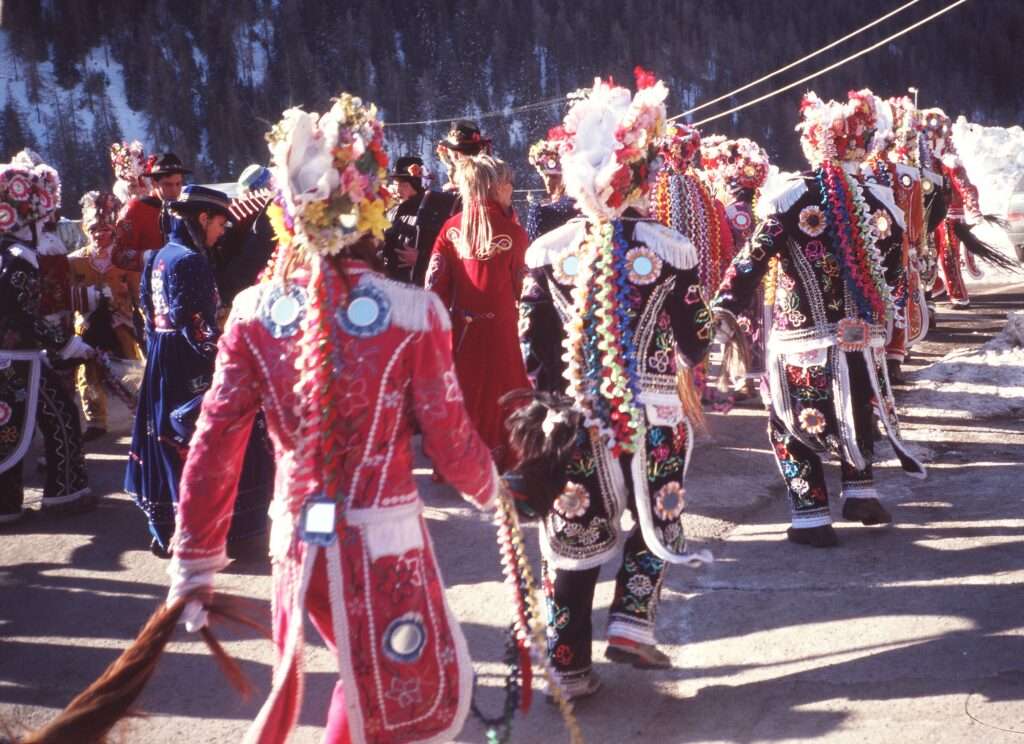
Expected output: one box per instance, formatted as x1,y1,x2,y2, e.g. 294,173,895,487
657,122,702,174
528,126,569,175
560,67,668,222
700,136,771,193
80,191,122,232
0,163,61,236
110,141,149,202
796,89,878,166
887,96,923,167
266,93,391,258
920,107,957,167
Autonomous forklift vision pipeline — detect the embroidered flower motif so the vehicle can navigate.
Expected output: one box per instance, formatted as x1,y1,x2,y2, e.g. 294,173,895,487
648,348,672,373
553,644,574,666
553,483,589,519
627,574,654,597
684,284,704,305
654,482,686,520
781,461,800,478
0,426,17,444
0,401,11,427
384,677,423,708
799,407,827,434
790,477,810,495
804,240,826,261
798,205,827,237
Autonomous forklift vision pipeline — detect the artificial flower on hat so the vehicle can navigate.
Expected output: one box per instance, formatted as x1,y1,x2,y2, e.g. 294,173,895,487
266,92,392,257
560,67,668,222
658,122,702,174
528,126,570,175
702,136,771,193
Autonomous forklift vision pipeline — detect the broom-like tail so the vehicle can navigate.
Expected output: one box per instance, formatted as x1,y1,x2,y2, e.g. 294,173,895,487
953,221,1019,273
714,313,752,394
18,593,269,744
676,364,706,434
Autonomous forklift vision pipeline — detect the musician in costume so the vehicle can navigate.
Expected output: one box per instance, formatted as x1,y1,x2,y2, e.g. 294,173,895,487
525,128,579,242
0,162,93,524
518,70,713,700
66,191,141,440
125,185,271,558
712,91,927,549
214,164,277,306
382,155,431,284
168,94,501,744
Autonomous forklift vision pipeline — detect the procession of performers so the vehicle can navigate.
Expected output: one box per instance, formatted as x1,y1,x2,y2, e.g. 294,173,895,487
2,66,1018,744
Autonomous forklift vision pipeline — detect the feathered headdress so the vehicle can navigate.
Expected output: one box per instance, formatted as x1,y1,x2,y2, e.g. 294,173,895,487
920,107,958,168
886,96,923,167
796,89,878,166
0,156,62,235
266,93,391,257
560,67,668,222
110,141,149,202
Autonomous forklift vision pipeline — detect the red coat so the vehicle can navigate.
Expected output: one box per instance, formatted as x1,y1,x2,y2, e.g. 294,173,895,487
113,197,164,272
426,202,530,470
173,263,498,743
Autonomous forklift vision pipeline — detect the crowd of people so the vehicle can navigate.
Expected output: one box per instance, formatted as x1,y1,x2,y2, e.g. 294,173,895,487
0,67,1008,743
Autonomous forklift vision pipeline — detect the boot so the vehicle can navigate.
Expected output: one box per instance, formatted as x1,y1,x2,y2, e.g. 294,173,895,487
786,524,838,548
606,637,672,669
842,497,892,525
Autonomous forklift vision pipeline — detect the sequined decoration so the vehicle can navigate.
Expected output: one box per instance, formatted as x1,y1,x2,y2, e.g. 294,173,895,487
336,282,392,338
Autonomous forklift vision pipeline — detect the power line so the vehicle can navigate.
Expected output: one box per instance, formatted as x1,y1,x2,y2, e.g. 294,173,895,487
676,0,970,128
678,0,924,119
383,94,567,128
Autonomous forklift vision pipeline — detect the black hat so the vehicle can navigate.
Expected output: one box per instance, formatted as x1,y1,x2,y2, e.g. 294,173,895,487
388,155,426,190
437,120,491,155
168,185,231,218
148,152,192,177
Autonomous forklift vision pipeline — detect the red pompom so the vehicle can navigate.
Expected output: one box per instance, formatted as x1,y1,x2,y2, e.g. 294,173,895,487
634,66,657,90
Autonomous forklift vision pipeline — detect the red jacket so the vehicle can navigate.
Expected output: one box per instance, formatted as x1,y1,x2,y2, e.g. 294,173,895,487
113,197,164,272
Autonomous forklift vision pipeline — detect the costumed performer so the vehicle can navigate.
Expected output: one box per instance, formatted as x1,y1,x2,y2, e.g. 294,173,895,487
168,93,502,744
517,69,714,700
711,90,927,549
525,128,579,242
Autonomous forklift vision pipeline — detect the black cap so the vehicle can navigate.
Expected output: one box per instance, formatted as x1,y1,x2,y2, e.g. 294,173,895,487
148,152,192,177
168,185,231,218
437,120,491,155
388,155,426,191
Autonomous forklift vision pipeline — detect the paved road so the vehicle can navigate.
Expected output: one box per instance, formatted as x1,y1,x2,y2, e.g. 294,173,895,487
2,286,1022,743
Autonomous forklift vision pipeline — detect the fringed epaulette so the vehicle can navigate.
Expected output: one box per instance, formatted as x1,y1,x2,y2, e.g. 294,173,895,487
525,219,586,269
755,176,810,220
634,220,698,270
227,282,266,325
863,182,907,230
361,273,452,332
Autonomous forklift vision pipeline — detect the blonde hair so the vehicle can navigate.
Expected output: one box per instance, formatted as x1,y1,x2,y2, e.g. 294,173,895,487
456,155,512,260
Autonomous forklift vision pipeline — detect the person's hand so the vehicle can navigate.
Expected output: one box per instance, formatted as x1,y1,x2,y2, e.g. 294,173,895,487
166,557,227,633
396,246,419,268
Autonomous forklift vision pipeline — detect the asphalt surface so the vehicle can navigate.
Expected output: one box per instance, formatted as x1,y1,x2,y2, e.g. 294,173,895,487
1,284,1022,743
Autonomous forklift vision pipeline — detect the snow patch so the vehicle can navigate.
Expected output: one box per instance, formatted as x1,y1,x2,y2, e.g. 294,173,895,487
900,310,1024,420
952,116,1024,217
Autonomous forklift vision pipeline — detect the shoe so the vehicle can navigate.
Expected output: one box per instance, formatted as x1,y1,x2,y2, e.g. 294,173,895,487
150,537,173,559
546,671,601,704
605,637,672,669
82,426,107,442
42,491,98,516
950,299,971,309
842,497,892,525
786,525,838,547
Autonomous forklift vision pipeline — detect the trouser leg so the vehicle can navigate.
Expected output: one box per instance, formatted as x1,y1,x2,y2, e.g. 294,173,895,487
841,353,876,499
607,527,667,646
768,413,831,527
0,461,25,520
543,559,601,688
36,366,89,504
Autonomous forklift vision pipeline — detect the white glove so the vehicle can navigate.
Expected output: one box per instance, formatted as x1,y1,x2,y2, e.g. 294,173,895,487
59,336,94,361
166,555,228,633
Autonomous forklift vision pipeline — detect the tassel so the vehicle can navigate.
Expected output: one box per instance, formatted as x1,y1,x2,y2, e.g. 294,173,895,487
715,313,752,394
952,221,1019,273
676,364,706,434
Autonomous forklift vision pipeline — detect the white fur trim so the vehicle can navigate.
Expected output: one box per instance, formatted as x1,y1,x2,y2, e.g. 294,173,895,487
634,220,698,270
864,182,906,230
361,273,451,332
755,176,809,220
525,218,586,269
229,282,265,321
